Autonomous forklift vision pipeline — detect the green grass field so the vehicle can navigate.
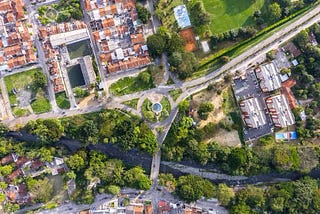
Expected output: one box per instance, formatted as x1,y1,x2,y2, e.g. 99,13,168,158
109,71,154,96
203,0,269,34
5,68,40,104
31,92,52,114
122,98,139,109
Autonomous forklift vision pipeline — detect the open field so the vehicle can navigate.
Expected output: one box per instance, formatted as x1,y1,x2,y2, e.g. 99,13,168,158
203,0,269,34
190,84,241,146
30,91,52,114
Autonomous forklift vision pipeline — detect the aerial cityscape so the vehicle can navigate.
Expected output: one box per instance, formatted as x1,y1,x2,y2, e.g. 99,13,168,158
0,0,320,213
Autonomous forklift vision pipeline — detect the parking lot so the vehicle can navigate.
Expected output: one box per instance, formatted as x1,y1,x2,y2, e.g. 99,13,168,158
232,69,273,141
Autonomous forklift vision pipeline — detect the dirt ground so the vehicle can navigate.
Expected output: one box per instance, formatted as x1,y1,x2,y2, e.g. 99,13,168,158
190,85,241,147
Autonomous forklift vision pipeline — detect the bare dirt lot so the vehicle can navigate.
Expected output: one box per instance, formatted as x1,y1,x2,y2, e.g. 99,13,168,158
190,84,241,147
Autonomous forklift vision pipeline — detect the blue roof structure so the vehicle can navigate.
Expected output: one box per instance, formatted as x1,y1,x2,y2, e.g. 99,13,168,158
174,5,191,29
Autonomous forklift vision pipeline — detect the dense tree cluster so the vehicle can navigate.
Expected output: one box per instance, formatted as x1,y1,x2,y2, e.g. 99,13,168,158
291,24,320,141
229,177,320,214
147,27,198,79
136,3,151,24
24,110,158,155
68,150,151,204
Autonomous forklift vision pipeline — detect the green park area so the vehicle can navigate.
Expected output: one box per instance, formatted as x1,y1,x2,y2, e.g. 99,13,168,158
142,97,171,123
5,68,51,116
110,71,154,96
37,0,83,25
203,0,269,34
122,98,139,109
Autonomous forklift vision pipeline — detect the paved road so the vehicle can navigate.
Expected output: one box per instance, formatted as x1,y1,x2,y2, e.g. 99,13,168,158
25,0,59,113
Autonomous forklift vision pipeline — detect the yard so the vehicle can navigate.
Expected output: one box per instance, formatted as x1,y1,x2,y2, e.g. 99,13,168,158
190,84,241,146
109,71,154,96
202,0,269,34
4,68,52,116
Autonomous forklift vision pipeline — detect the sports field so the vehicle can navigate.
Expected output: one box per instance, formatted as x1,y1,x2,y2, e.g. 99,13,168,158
202,0,269,34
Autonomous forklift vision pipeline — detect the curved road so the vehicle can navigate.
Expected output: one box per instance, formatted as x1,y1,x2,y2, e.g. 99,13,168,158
2,2,320,186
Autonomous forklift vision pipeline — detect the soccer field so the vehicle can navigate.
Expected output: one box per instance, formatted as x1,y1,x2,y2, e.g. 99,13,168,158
202,0,270,34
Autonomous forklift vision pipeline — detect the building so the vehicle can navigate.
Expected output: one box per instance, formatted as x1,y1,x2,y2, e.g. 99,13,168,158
239,97,267,128
255,62,282,92
85,0,151,73
265,94,295,128
0,0,36,71
174,5,191,29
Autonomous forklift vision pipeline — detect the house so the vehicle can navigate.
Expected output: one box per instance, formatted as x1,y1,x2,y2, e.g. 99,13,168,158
6,184,30,204
283,42,301,58
239,97,267,128
46,157,66,175
265,94,295,128
255,62,282,92
281,78,298,109
158,201,171,214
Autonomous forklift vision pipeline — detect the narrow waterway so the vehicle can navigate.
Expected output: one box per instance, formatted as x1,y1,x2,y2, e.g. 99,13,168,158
4,131,319,186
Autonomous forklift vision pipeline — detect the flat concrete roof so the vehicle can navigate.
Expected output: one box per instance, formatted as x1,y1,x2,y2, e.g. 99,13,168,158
50,28,89,47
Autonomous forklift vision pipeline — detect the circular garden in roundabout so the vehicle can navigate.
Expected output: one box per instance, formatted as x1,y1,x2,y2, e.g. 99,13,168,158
142,95,171,123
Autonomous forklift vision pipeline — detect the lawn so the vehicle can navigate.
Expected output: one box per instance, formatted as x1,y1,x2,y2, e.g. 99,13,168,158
55,92,70,109
109,71,154,96
31,91,52,114
12,108,30,117
159,97,171,121
202,0,269,34
5,68,40,105
122,98,139,109
67,39,92,59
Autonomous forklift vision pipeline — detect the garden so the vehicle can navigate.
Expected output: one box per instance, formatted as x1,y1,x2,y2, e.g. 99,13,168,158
142,96,171,123
37,0,83,25
4,68,51,116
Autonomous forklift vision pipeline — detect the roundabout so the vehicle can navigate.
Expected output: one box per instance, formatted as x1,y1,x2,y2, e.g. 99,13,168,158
141,93,172,123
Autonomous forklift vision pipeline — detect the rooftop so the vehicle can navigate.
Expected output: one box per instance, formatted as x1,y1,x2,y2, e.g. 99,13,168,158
265,94,295,128
255,62,281,92
240,97,267,128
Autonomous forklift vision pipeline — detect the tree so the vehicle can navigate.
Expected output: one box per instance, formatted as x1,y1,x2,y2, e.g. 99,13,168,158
74,87,89,98
170,51,198,79
67,154,86,171
25,119,64,143
107,185,120,195
175,175,215,202
280,68,291,75
124,166,151,190
147,34,165,58
230,203,251,214
217,183,235,206
4,203,20,213
79,120,99,144
221,56,230,63
178,100,190,112
294,29,310,50
198,102,214,120
28,177,53,203
136,3,151,24
33,71,47,89
189,1,211,26
0,165,13,176
138,72,151,84
268,3,282,22
159,173,176,192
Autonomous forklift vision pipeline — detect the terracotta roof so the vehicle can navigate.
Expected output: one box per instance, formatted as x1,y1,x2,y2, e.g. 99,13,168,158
16,156,29,168
0,1,12,12
4,44,22,56
144,205,153,214
1,154,14,165
134,205,144,214
283,42,301,58
7,32,20,45
131,34,145,45
102,18,115,28
8,168,24,181
31,159,45,170
281,78,297,109
6,12,15,22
